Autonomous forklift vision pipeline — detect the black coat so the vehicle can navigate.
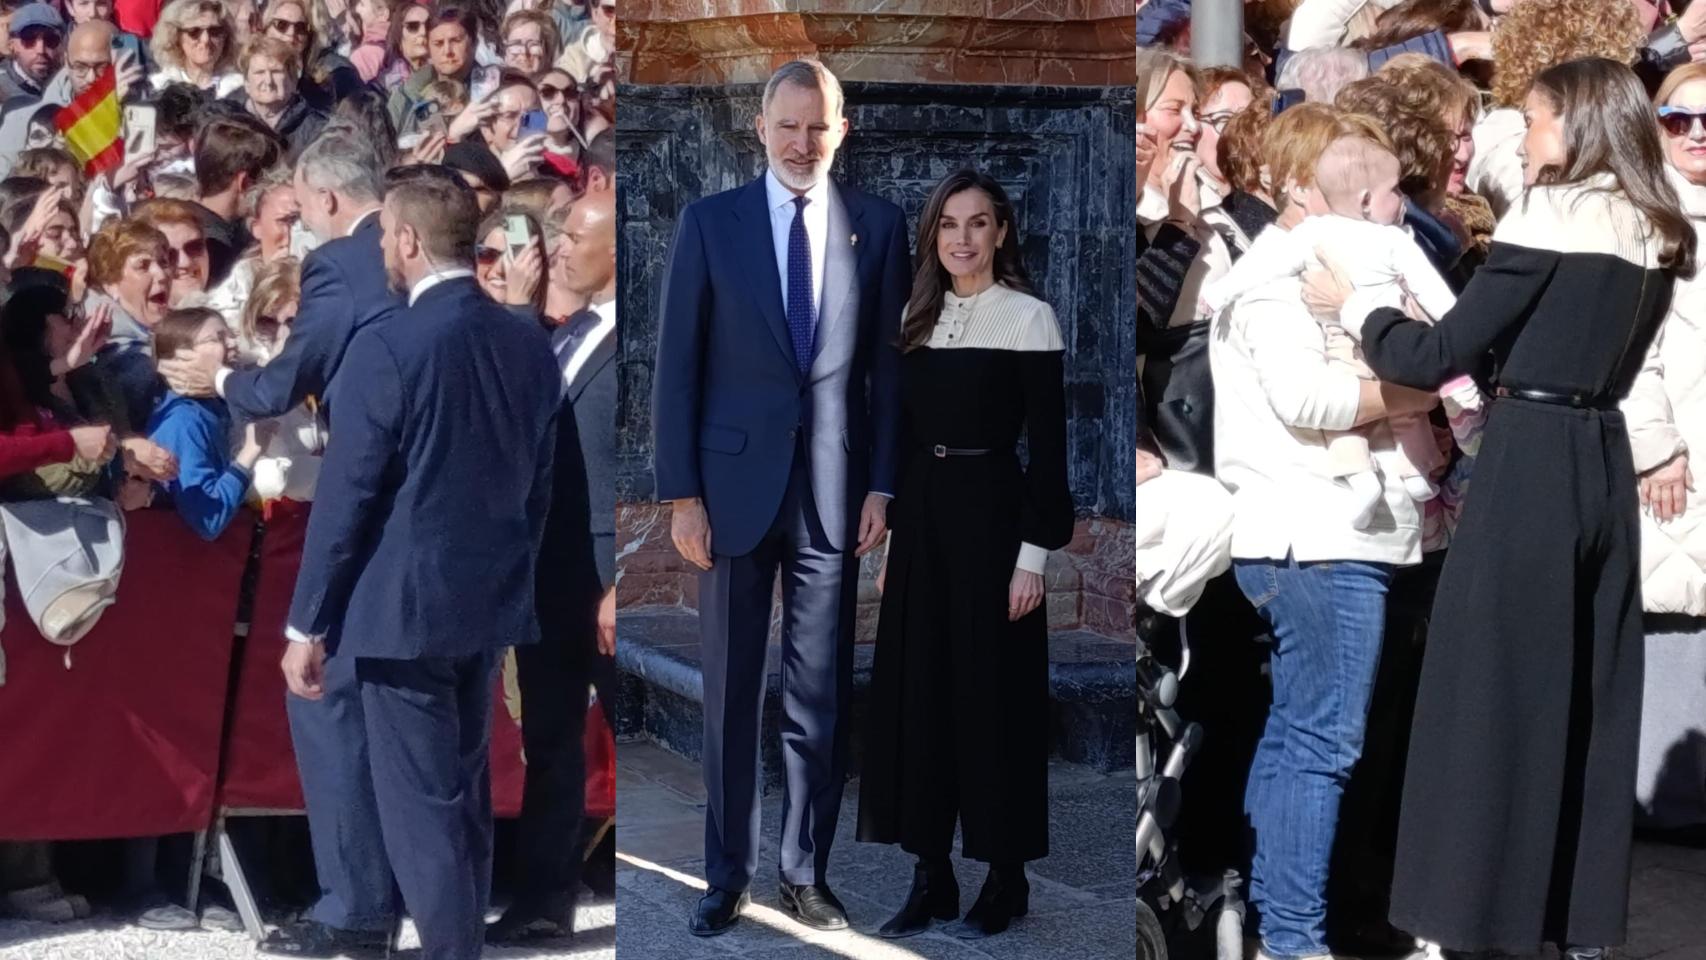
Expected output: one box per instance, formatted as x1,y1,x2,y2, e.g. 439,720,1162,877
1360,183,1672,954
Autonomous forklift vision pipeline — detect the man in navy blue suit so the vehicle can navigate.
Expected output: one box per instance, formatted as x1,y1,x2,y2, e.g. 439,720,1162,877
159,127,411,959
280,166,560,960
652,59,908,936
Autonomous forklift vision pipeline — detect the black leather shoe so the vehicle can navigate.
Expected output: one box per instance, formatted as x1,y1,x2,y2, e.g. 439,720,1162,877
951,863,1029,939
688,886,749,937
779,882,850,931
486,893,576,945
257,919,393,958
1564,949,1607,960
878,858,959,939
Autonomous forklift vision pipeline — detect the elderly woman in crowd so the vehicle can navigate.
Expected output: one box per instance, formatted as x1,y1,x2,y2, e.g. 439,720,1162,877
258,0,362,110
150,0,244,97
1622,60,1706,836
237,37,330,157
500,9,559,78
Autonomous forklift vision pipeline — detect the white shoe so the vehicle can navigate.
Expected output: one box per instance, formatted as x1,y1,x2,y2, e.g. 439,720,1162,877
1254,950,1337,960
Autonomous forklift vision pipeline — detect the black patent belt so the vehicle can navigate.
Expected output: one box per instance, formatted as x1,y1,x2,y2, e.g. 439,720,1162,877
1494,386,1615,410
926,444,994,458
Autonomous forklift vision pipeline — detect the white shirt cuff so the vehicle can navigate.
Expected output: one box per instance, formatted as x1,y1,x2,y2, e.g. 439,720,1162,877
214,365,232,398
1015,542,1048,575
284,625,321,644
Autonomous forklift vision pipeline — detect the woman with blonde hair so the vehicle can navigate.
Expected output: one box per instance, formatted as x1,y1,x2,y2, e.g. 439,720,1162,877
258,0,362,109
150,0,244,97
236,257,324,504
1620,60,1706,837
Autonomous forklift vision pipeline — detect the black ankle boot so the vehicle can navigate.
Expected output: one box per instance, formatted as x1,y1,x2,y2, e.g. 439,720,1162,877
877,858,959,939
951,863,1029,939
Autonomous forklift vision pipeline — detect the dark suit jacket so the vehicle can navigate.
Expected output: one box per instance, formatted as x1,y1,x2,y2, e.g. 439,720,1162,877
287,276,561,660
222,212,399,422
652,176,907,557
538,323,615,638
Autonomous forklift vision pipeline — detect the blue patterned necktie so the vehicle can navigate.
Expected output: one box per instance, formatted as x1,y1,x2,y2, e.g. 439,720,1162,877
786,195,815,372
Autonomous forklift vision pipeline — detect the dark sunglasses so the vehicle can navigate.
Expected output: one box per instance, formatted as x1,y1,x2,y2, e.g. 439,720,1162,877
1659,106,1706,137
476,245,503,265
402,18,427,32
539,81,575,100
18,27,61,48
164,239,208,267
269,17,309,36
183,24,227,40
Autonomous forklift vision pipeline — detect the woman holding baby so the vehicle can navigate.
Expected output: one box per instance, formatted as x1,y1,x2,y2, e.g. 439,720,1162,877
1306,58,1691,960
1206,101,1440,960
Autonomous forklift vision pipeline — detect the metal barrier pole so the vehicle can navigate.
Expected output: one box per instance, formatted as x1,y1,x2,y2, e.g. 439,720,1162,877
1191,0,1244,68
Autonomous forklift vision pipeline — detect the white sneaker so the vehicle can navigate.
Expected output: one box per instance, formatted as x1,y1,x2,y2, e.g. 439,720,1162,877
1254,951,1337,960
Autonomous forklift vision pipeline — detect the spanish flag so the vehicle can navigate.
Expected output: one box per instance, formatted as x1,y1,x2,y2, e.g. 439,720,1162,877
54,67,122,178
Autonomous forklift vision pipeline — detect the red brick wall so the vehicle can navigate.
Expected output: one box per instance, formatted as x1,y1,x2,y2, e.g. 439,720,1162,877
617,501,1135,642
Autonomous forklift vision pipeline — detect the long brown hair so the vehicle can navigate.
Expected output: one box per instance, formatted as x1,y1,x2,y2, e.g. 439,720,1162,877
1529,57,1696,275
901,169,1035,351
1354,0,1484,51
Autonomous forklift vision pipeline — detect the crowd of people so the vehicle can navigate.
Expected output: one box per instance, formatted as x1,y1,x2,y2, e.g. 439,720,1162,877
0,0,616,955
1138,1,1706,959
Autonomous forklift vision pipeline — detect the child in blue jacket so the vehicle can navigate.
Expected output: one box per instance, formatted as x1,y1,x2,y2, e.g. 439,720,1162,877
146,308,269,540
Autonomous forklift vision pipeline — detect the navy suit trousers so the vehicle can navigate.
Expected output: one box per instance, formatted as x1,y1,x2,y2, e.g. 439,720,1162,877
286,650,398,933
356,652,500,960
699,447,857,891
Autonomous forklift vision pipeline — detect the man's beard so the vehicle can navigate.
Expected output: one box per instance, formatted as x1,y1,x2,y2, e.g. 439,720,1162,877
385,263,407,296
769,152,829,192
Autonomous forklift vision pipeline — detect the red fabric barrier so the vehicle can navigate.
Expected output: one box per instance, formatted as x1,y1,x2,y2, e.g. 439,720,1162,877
0,508,253,840
227,505,618,821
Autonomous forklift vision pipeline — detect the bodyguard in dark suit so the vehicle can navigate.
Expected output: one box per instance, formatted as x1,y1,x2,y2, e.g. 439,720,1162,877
488,190,620,945
653,59,908,936
280,166,560,960
158,128,408,959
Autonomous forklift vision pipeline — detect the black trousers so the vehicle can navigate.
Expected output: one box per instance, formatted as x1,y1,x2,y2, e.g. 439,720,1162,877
514,614,615,898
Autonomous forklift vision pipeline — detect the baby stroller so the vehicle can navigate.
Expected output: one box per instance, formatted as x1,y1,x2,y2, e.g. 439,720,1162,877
1137,608,1246,960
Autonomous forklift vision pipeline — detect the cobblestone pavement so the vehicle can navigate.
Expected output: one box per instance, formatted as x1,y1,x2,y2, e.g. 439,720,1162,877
616,739,1138,960
0,901,615,959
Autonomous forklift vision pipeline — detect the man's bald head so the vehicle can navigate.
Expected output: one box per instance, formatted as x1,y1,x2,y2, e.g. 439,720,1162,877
556,189,615,301
66,20,114,96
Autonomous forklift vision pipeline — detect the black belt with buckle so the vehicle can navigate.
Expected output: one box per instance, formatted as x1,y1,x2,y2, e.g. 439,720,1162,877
1494,386,1613,409
928,445,994,458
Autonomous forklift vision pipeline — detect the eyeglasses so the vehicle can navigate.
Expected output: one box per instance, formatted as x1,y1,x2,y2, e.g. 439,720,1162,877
539,81,574,100
183,24,227,41
18,27,61,49
269,17,309,37
504,40,543,54
1659,106,1706,137
475,245,503,265
68,58,109,75
1201,110,1236,134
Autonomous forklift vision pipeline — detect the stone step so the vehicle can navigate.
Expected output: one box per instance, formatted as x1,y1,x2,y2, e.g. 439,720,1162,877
614,607,1136,789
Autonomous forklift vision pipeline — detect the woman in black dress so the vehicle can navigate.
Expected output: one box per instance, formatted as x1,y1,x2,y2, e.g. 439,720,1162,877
856,169,1073,940
1307,58,1695,959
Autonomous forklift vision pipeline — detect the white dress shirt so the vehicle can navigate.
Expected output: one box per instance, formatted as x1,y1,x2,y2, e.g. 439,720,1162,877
765,168,829,322
561,295,616,393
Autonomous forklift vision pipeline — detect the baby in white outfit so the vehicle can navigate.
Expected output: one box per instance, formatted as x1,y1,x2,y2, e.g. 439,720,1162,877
1205,135,1482,528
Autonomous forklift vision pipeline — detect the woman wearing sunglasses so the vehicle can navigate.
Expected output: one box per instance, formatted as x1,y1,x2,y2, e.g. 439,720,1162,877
473,207,545,313
1620,61,1706,845
376,0,432,90
258,0,362,111
149,0,243,97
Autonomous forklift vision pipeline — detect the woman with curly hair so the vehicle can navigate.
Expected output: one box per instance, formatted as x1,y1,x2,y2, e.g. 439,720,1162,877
149,0,244,97
1464,0,1642,217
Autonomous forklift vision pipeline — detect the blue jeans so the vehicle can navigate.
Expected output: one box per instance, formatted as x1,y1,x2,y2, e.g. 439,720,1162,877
1234,555,1393,960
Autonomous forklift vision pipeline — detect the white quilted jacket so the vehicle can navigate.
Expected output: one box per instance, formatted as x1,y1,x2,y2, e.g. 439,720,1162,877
1623,170,1706,615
